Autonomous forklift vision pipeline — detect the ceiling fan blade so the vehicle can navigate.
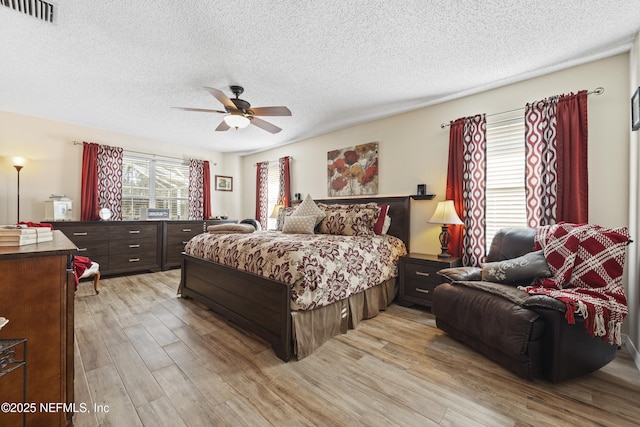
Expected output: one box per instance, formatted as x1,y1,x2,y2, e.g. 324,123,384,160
172,107,226,113
215,120,231,132
205,87,237,111
249,117,282,134
247,106,292,116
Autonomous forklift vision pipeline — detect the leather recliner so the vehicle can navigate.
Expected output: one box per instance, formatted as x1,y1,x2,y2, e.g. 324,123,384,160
432,228,619,382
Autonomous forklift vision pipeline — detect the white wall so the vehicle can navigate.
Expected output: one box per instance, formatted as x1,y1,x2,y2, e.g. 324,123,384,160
0,112,242,224
242,54,631,255
627,31,640,364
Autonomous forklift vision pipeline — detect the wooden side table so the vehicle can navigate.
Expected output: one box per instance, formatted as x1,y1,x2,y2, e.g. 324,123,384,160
398,253,461,308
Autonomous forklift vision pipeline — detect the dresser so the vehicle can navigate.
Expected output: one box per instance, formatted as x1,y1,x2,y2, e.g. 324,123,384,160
162,220,207,269
51,221,163,276
0,231,76,426
398,253,462,308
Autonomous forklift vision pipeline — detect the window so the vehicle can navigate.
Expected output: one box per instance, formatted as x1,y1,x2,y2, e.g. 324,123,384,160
266,162,280,230
121,156,190,220
484,118,527,252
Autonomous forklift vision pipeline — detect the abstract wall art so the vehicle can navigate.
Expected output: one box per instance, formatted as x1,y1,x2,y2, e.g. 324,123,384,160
327,142,378,196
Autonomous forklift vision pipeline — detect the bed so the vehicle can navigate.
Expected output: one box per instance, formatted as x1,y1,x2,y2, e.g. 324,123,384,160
179,196,410,361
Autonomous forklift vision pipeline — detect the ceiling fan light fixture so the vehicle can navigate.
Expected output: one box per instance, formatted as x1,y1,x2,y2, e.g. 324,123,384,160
224,113,250,129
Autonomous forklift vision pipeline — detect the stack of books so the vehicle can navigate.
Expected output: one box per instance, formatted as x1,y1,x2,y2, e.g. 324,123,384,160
0,226,53,246
34,227,53,243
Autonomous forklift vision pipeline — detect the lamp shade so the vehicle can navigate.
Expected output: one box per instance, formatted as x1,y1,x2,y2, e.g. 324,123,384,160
428,200,463,225
12,156,26,167
269,204,283,219
223,113,250,129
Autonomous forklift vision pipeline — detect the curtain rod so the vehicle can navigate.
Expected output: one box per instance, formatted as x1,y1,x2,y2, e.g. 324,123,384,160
72,141,209,163
439,87,604,129
253,157,293,167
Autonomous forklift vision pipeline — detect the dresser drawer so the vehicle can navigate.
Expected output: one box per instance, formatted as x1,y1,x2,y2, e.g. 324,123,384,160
56,225,107,243
108,250,158,270
74,240,109,257
403,262,441,285
109,237,158,255
109,224,158,240
403,278,439,301
166,222,205,237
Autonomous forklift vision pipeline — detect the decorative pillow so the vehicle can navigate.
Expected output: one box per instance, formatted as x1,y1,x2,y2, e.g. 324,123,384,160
373,204,389,235
207,224,256,234
381,215,391,235
317,203,380,236
276,206,296,231
438,266,482,282
481,250,551,285
292,194,325,225
282,215,316,234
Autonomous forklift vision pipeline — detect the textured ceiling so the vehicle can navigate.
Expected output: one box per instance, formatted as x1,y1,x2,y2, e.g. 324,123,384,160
1,1,639,154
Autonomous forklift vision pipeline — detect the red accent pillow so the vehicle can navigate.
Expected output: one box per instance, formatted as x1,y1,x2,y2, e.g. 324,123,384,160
373,204,389,235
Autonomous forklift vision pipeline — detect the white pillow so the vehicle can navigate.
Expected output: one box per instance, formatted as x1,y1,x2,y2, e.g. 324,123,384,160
282,215,316,234
293,194,325,225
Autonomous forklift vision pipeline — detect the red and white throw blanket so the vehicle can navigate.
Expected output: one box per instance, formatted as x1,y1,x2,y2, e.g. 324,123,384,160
522,223,630,345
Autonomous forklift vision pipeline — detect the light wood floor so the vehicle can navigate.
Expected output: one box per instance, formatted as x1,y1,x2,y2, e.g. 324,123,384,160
72,270,640,427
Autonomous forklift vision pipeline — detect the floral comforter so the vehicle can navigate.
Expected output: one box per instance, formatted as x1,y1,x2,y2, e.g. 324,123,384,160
184,231,407,311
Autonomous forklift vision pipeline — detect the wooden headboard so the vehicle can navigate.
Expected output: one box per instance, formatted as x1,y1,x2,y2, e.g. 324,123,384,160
314,196,411,252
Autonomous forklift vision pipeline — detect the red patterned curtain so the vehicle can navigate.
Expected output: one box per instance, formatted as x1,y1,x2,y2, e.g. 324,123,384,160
525,96,558,227
203,161,212,219
96,144,123,220
255,161,269,229
188,159,204,220
80,142,100,221
445,114,487,267
525,90,588,227
279,156,292,207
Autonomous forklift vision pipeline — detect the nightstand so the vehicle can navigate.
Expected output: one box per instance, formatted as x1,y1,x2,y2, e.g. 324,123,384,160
398,253,462,308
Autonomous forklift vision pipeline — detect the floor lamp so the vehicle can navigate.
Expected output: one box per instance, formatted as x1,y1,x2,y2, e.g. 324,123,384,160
13,157,25,224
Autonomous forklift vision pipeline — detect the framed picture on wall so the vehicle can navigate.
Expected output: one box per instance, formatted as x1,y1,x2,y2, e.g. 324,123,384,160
215,175,233,191
632,87,640,131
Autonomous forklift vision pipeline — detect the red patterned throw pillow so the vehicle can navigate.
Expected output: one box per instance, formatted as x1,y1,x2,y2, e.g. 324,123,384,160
373,204,389,235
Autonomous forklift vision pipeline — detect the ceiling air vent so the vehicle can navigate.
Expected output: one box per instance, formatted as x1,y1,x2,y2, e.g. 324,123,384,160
2,0,55,24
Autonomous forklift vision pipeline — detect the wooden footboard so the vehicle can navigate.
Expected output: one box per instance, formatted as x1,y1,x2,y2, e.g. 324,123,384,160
180,253,292,361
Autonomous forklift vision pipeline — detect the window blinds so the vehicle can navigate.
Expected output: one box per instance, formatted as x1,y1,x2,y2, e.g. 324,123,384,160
484,119,527,252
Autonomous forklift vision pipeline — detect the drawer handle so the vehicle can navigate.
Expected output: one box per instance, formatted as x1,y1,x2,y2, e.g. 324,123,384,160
182,228,192,232
77,248,87,252
73,232,88,236
129,230,140,234
182,241,189,244
415,271,430,277
129,258,140,262
415,288,430,294
129,244,140,248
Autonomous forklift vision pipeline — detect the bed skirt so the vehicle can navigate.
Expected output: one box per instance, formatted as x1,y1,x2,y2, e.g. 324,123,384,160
291,278,397,359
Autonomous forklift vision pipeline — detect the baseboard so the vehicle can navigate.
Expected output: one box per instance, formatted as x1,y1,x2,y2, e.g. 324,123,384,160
623,334,640,372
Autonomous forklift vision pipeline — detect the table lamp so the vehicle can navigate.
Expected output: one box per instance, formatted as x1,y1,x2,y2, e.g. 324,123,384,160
428,200,463,258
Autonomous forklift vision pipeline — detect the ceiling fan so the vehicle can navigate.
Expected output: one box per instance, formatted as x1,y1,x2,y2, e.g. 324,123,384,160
173,85,291,134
